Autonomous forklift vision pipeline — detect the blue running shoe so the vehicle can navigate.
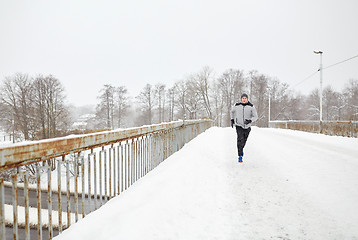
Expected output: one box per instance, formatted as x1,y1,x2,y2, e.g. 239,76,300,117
238,156,243,163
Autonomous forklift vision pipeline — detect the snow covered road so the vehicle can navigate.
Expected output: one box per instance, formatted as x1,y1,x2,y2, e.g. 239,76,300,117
54,127,358,240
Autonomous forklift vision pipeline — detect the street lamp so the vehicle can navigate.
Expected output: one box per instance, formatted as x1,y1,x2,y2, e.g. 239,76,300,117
314,50,323,133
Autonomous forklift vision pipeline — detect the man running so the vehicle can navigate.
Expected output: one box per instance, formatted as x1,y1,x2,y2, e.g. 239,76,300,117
230,93,258,163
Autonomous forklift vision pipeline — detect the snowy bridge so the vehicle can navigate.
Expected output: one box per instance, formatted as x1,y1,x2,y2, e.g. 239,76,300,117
0,120,212,240
55,127,358,240
1,122,358,239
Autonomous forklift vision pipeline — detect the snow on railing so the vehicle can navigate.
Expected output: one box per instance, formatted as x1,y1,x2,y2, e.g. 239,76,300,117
269,120,358,138
0,119,213,240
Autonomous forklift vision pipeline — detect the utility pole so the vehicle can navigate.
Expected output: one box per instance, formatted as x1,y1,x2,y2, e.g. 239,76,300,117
314,50,323,133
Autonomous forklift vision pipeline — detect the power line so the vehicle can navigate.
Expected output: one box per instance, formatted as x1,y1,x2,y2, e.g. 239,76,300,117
323,54,358,70
292,53,358,88
292,70,318,88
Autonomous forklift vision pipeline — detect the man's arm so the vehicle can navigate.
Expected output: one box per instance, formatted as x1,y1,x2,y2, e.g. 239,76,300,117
230,106,235,127
251,106,258,123
230,106,235,120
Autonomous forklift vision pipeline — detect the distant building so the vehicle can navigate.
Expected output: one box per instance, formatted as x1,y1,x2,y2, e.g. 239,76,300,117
71,113,96,130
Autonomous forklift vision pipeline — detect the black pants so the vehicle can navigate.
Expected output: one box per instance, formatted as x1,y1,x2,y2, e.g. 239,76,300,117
235,126,251,156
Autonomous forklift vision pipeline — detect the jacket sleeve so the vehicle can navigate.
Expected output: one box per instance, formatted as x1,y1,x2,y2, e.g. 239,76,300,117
251,106,258,123
230,106,235,120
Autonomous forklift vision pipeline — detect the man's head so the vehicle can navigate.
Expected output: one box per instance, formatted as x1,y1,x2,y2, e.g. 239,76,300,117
241,93,248,104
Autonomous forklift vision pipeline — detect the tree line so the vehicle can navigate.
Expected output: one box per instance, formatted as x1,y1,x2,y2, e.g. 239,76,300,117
1,68,358,141
0,73,69,141
96,66,358,129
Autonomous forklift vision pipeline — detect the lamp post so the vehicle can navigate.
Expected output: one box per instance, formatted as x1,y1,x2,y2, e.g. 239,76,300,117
268,92,271,127
314,50,323,133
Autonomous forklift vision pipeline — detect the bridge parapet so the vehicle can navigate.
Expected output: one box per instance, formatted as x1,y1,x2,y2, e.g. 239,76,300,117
269,120,358,138
0,119,213,239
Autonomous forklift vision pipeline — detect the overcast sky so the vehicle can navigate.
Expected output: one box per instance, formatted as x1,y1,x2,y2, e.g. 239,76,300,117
1,0,357,106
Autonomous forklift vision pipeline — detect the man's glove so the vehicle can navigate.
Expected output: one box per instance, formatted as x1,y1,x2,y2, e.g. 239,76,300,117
231,119,234,128
244,119,252,125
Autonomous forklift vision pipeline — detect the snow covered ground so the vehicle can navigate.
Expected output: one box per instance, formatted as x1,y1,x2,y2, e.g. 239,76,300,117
53,127,358,240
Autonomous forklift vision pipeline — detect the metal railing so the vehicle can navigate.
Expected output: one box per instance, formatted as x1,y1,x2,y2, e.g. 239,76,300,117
269,120,358,138
0,119,213,240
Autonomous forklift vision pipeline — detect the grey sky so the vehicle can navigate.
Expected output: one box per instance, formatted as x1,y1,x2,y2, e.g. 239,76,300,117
1,0,357,106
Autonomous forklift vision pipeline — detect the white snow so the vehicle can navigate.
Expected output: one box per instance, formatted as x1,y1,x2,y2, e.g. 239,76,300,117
53,127,358,240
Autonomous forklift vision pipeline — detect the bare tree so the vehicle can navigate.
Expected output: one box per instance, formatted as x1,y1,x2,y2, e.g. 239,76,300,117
1,73,69,140
323,85,341,120
248,72,269,127
192,66,213,118
136,84,154,125
268,78,291,120
185,78,202,119
174,80,188,119
342,79,358,120
96,84,115,129
305,89,320,120
286,94,306,120
46,75,68,138
1,73,34,140
115,86,129,128
211,79,225,126
33,76,47,138
33,75,69,139
154,83,166,123
217,69,245,126
167,86,176,122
